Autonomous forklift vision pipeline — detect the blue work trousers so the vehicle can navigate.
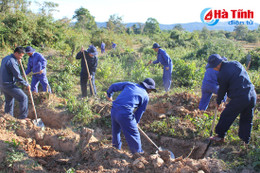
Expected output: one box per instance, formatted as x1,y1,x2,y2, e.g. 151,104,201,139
199,84,227,110
111,106,143,154
163,63,173,92
215,89,256,144
80,73,96,97
31,74,51,93
0,85,28,119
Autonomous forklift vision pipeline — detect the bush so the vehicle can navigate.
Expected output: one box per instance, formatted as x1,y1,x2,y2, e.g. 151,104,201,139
196,38,245,61
248,70,260,93
172,58,205,88
246,33,258,43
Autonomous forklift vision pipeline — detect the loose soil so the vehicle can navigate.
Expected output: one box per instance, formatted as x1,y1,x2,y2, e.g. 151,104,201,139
0,92,259,172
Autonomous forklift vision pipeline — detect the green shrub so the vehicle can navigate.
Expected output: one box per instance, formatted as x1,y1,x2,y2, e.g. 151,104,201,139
240,49,260,71
172,58,205,88
249,70,260,93
196,38,245,61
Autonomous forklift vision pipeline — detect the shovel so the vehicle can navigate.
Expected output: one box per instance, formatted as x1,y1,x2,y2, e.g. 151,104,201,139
19,60,45,129
200,106,218,158
138,126,175,159
82,46,95,97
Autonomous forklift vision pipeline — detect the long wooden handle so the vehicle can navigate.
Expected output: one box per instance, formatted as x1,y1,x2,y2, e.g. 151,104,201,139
32,72,41,75
246,60,251,71
19,60,38,122
82,46,95,96
200,106,218,158
210,107,218,136
138,126,159,150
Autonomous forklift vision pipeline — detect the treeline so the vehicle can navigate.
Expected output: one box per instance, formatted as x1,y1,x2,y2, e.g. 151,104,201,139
0,1,259,54
0,0,259,93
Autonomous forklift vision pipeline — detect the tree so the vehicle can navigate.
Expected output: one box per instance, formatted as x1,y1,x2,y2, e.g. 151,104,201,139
73,7,96,30
234,25,248,40
126,27,133,35
246,32,258,43
200,26,210,39
106,14,125,33
1,10,35,46
133,23,144,34
0,0,30,13
38,1,58,16
173,24,184,31
170,30,191,47
143,18,160,34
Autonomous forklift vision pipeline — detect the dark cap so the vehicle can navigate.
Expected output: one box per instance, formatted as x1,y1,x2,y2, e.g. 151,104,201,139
152,43,161,49
25,46,35,53
87,45,98,56
140,78,157,91
206,54,223,69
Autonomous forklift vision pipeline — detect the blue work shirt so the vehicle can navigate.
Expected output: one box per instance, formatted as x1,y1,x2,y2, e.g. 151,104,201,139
76,51,98,76
112,43,117,49
101,42,105,50
107,82,149,123
25,52,47,75
0,54,28,87
153,48,172,68
217,61,255,105
202,68,219,89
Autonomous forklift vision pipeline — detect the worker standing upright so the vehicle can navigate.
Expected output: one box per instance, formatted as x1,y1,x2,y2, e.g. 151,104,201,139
76,45,98,97
101,41,105,54
112,42,117,49
25,46,51,93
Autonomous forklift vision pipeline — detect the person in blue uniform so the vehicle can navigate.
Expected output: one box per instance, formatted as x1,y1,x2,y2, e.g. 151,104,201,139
199,57,228,110
112,42,117,49
106,78,157,154
25,46,51,93
0,47,30,120
101,41,105,54
148,43,173,92
76,45,98,97
207,54,257,144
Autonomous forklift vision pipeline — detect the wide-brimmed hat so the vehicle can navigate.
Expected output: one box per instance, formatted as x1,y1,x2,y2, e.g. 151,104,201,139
140,78,157,92
25,46,35,53
152,43,161,49
87,45,98,56
206,54,223,69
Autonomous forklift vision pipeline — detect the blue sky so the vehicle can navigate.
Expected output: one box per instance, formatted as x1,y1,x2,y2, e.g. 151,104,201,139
30,0,259,24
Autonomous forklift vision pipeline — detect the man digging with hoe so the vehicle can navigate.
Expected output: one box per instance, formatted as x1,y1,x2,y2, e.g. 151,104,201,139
207,54,256,145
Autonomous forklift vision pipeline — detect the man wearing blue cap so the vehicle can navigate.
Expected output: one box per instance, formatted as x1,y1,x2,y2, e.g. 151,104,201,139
25,46,51,93
207,54,256,144
199,56,228,110
148,43,173,92
106,78,157,154
101,41,105,54
0,47,30,121
76,45,98,97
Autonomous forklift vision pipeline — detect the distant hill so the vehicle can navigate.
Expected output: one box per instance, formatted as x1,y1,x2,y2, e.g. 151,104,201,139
96,22,259,32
